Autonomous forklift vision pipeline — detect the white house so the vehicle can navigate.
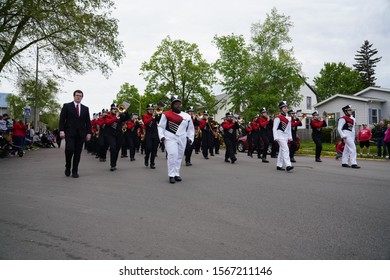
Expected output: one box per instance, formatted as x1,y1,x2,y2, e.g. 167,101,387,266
314,87,390,128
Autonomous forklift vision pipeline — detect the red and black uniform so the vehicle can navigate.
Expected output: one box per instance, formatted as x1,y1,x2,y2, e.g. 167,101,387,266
245,124,252,156
123,119,142,160
185,116,199,165
310,117,327,161
289,117,302,160
142,112,161,167
96,114,108,161
250,119,260,157
198,117,213,159
104,112,130,169
222,118,239,163
258,116,270,161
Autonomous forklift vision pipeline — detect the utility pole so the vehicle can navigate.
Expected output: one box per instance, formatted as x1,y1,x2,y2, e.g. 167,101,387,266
34,45,39,131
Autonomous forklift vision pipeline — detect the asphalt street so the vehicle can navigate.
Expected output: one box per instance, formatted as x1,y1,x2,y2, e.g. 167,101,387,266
0,146,389,260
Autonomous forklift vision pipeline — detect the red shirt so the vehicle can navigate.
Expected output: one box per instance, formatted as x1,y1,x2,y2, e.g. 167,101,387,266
12,122,28,137
258,117,269,129
358,127,372,142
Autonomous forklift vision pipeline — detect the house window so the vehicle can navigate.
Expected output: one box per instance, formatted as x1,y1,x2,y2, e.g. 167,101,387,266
371,109,378,124
306,96,312,110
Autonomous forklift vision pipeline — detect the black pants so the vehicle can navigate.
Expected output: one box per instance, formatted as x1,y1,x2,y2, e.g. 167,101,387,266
312,135,322,159
247,134,253,155
106,134,123,168
145,136,159,165
251,131,260,157
185,141,194,163
259,131,269,159
201,131,213,157
224,137,236,161
65,134,85,173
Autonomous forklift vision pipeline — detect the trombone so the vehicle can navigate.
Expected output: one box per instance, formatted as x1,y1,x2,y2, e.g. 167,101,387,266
118,101,130,113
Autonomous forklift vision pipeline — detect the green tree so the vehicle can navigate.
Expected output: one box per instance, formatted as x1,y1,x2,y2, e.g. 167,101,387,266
140,36,217,112
0,0,125,78
213,34,251,114
313,62,366,102
213,8,303,120
353,40,382,87
5,94,26,120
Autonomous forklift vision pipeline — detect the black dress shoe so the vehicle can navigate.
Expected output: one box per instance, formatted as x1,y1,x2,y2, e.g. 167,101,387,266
65,169,71,177
150,164,156,169
286,166,294,171
342,164,350,168
315,158,322,162
72,173,79,178
204,156,209,159
231,158,237,164
351,164,361,169
225,159,230,163
276,166,285,171
169,177,176,184
290,158,296,163
174,176,182,182
262,158,269,163
185,162,192,166
144,159,149,166
130,158,135,161
110,166,116,171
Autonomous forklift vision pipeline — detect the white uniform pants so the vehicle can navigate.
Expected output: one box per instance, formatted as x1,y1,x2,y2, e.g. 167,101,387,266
342,133,357,165
277,138,292,168
165,135,187,177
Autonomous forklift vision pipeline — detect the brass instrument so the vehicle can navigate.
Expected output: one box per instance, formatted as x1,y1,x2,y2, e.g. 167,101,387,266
122,123,127,133
118,101,130,113
154,104,164,116
296,110,307,120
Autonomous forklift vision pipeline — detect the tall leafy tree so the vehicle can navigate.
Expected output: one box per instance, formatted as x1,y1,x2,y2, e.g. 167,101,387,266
213,34,251,114
5,77,61,123
213,8,303,120
0,0,125,79
353,40,382,87
313,62,365,102
140,36,217,112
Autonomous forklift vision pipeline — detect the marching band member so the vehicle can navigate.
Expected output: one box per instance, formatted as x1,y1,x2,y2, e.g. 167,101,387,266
288,109,303,163
142,104,161,169
184,106,199,166
222,112,239,163
245,122,253,157
250,115,260,158
123,113,142,162
258,108,270,163
337,105,360,168
273,101,293,171
310,110,327,162
158,96,194,184
97,109,109,162
103,103,130,171
198,110,213,159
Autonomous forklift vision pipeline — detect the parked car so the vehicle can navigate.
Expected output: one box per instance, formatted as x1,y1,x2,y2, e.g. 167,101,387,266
237,134,300,153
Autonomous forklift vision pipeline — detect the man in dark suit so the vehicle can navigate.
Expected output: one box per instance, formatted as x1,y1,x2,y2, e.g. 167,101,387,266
59,90,92,178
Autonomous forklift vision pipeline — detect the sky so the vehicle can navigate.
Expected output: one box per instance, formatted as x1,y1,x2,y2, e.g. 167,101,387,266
1,0,389,115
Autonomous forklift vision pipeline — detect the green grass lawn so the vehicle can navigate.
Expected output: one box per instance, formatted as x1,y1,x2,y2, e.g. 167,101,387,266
296,140,388,160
